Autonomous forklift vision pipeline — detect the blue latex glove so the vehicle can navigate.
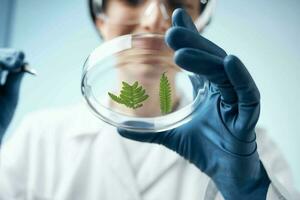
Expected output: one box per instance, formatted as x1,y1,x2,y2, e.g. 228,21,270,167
0,49,25,144
118,9,270,200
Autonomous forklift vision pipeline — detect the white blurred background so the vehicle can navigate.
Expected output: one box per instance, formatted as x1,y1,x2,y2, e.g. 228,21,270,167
1,0,300,190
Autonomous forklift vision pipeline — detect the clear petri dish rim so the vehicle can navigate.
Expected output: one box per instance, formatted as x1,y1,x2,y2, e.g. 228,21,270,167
81,33,208,133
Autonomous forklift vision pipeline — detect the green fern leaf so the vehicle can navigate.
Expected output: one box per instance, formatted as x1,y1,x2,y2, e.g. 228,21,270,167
134,93,149,104
108,81,149,109
159,72,172,114
132,81,138,89
122,81,131,88
108,92,124,104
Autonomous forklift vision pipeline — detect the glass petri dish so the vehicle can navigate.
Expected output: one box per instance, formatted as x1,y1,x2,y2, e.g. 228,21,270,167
81,33,208,133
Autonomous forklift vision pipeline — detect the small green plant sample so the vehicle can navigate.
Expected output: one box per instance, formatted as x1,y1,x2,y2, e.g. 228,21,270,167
159,72,172,114
108,73,173,113
108,81,149,109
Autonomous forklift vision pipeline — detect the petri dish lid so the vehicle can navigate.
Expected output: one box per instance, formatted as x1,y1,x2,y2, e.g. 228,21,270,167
81,33,208,133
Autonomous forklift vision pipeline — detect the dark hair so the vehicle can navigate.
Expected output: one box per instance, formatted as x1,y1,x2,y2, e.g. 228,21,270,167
88,0,208,23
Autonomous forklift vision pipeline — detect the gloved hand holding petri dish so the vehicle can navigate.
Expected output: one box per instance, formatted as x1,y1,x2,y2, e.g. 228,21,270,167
81,33,208,133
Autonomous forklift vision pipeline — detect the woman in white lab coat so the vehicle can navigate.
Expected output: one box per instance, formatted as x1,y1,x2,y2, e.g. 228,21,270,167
0,0,299,199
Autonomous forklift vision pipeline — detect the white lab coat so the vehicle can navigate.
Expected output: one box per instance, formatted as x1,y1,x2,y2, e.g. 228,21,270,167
0,102,299,200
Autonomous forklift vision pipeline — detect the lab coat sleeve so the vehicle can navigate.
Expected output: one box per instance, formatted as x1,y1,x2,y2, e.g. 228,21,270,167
256,128,300,200
0,114,35,199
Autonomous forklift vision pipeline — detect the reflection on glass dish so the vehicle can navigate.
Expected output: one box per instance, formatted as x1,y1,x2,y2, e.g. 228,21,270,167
81,33,208,133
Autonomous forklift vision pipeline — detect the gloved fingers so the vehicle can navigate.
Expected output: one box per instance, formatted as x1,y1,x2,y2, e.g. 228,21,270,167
117,121,166,143
166,27,227,59
3,71,25,98
175,48,238,104
223,55,260,141
0,50,25,85
175,48,225,82
0,49,25,70
171,8,198,33
117,120,183,146
118,128,165,143
223,55,260,106
170,8,226,61
118,127,185,156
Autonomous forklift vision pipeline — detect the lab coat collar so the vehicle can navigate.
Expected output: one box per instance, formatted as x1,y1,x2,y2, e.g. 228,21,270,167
99,123,180,195
68,102,180,196
99,123,142,199
136,142,181,192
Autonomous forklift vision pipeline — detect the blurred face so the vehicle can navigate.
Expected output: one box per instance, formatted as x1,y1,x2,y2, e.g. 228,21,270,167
94,0,201,116
95,0,201,40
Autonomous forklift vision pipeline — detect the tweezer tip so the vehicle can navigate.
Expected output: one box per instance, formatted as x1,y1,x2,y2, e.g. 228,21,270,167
23,65,37,76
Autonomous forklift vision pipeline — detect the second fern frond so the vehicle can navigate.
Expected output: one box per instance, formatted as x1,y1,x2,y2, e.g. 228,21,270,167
159,72,172,114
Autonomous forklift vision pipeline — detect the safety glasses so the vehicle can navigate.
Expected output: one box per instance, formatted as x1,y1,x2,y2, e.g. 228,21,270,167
91,0,216,31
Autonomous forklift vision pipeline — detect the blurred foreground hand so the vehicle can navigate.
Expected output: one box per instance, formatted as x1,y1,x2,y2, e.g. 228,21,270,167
0,48,25,144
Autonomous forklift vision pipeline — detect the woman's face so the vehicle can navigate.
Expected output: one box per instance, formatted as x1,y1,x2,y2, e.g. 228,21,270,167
95,0,201,40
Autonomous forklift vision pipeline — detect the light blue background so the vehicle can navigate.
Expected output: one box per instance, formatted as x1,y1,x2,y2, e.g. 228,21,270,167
4,0,300,190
